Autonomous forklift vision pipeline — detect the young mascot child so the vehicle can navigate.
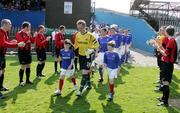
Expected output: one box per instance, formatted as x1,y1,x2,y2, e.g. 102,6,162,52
54,39,77,96
104,40,121,101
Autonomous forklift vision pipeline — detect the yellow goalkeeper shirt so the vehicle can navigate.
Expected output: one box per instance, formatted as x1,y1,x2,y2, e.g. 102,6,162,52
74,31,99,56
158,35,165,43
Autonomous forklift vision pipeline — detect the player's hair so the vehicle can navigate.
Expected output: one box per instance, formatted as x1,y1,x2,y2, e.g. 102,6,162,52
108,40,116,47
101,27,107,32
76,19,86,28
1,19,11,27
38,25,45,31
166,25,175,36
64,39,74,49
22,21,31,29
59,25,66,30
160,26,166,30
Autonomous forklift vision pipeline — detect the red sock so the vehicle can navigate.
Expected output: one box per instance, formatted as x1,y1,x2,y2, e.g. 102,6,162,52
71,77,76,85
59,79,64,91
109,83,114,94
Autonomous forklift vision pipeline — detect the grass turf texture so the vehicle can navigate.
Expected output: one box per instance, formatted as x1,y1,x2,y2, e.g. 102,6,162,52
0,56,180,113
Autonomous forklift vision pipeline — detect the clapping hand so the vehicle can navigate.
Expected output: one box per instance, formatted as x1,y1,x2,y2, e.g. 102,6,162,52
46,36,52,41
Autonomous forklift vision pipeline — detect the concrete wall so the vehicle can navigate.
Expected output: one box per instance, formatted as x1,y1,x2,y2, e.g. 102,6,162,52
95,10,156,53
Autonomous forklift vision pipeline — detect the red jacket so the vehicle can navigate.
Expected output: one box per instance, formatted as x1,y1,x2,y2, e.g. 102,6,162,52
35,33,47,49
161,37,177,63
16,31,35,51
55,32,64,49
72,31,78,44
0,29,17,55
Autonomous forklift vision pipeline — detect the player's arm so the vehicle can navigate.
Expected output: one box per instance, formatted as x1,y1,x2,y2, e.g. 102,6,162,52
35,35,45,47
0,32,17,48
74,33,79,50
103,53,107,67
55,34,59,48
68,51,75,69
90,35,99,50
116,54,122,68
60,35,64,49
156,44,167,56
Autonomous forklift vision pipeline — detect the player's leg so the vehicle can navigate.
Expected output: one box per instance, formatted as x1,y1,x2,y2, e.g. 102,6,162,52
19,65,26,86
74,48,79,72
121,45,126,63
117,53,122,78
25,64,33,84
157,62,172,107
125,46,130,63
0,69,8,91
74,56,78,71
55,69,65,96
155,55,163,91
36,61,43,79
0,69,4,90
0,68,8,91
98,65,104,82
86,55,94,89
108,68,116,101
0,56,8,91
40,61,46,77
68,70,78,91
54,57,58,74
108,78,114,101
54,48,60,74
77,56,90,96
36,49,46,78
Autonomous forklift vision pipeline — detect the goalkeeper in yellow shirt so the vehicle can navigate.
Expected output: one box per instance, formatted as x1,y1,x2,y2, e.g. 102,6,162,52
74,20,99,96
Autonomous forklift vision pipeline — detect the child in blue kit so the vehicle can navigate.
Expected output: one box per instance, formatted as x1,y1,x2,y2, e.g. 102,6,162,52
104,40,121,101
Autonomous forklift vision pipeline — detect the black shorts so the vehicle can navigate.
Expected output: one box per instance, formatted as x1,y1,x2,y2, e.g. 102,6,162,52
160,61,174,83
18,50,32,65
74,48,79,57
55,47,60,58
79,55,92,70
36,49,46,61
157,55,162,69
0,55,6,70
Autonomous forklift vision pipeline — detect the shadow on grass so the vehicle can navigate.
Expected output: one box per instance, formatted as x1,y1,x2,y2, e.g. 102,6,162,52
44,73,59,85
102,101,123,113
92,81,109,101
0,78,41,108
49,89,96,113
91,64,128,101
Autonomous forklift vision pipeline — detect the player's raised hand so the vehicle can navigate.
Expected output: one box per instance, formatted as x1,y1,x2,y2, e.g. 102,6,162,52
154,38,161,46
46,36,52,41
33,32,38,37
27,31,32,37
